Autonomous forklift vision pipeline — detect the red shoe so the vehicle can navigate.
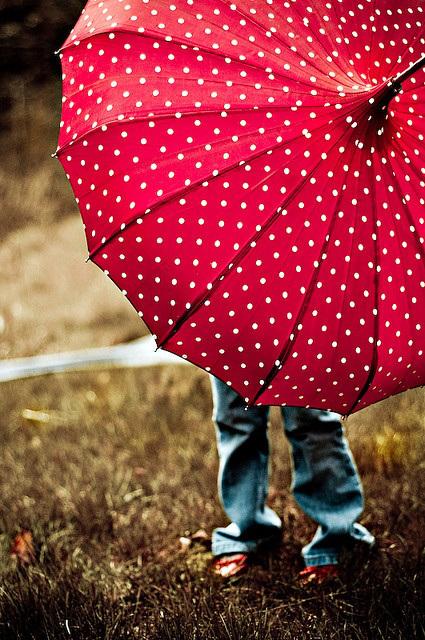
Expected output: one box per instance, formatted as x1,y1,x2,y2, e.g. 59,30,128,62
211,553,249,578
299,564,340,585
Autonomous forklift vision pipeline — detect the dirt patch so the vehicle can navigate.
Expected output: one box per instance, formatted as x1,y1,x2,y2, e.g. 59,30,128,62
0,215,145,358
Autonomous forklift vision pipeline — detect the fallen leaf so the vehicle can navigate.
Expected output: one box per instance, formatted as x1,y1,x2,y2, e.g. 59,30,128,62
22,409,50,424
191,529,210,544
268,486,279,504
133,467,146,477
10,530,36,565
179,536,192,552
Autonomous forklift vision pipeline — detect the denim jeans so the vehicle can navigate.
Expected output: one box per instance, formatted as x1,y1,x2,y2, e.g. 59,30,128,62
211,377,375,566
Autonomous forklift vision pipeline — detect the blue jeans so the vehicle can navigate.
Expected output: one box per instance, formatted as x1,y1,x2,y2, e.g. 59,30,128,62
211,377,375,566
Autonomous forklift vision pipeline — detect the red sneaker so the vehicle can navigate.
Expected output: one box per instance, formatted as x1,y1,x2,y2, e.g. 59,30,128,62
211,553,249,578
299,564,340,585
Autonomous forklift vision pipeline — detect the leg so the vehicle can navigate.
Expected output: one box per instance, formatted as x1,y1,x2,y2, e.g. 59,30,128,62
211,376,282,556
281,407,375,567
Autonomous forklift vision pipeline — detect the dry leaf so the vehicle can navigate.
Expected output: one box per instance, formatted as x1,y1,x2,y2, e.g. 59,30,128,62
22,409,50,424
10,530,36,565
179,536,192,552
133,466,146,477
267,486,279,505
191,529,210,544
179,529,210,552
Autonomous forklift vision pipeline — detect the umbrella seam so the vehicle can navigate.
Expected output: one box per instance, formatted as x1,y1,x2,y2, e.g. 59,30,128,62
56,95,372,156
380,142,425,379
390,138,425,263
61,112,326,201
58,26,325,90
346,133,382,413
218,0,359,88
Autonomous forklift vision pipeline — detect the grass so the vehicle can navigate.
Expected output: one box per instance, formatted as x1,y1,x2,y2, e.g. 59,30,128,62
0,366,424,639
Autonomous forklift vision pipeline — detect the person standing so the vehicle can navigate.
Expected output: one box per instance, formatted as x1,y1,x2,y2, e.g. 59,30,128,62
210,376,375,581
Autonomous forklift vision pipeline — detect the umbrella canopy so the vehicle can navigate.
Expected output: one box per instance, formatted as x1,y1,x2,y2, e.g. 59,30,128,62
55,0,425,415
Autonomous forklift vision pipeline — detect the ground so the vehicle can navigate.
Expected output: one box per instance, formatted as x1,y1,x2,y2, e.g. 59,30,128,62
0,216,144,359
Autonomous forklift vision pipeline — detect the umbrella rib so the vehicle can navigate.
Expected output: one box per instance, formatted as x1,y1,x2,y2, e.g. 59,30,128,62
60,70,346,105
154,166,315,352
60,23,373,97
389,138,425,263
381,158,424,383
384,157,425,273
66,108,331,201
57,95,369,156
366,0,378,85
59,26,319,90
291,0,367,87
155,103,370,352
381,161,423,373
392,51,425,87
345,142,381,414
218,0,352,89
327,168,366,402
249,138,363,407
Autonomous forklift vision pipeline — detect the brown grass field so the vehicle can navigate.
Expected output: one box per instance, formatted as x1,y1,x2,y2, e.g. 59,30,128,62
0,83,424,639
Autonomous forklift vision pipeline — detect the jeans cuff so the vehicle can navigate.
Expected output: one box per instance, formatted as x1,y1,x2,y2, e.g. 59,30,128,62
212,540,259,556
302,552,339,567
212,528,281,556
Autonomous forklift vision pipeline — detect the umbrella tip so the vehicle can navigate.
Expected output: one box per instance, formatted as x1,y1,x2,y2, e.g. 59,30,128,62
51,151,58,159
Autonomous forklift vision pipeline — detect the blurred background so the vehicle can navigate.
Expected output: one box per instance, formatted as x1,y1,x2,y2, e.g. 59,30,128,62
0,3,424,638
0,0,143,359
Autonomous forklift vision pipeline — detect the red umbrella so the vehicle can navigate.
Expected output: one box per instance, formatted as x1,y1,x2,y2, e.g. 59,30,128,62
55,0,425,415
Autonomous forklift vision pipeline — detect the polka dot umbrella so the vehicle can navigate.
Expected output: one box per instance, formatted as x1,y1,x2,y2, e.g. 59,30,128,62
55,0,425,415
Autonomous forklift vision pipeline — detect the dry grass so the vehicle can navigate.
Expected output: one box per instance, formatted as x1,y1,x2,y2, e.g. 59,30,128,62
0,367,424,639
